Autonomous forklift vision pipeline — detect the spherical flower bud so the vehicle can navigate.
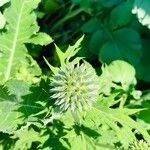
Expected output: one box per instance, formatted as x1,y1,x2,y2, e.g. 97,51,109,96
50,62,99,112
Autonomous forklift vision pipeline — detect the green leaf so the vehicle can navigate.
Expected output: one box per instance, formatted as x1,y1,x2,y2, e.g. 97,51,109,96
88,105,150,148
103,60,136,90
64,130,87,150
81,18,101,33
63,124,101,150
0,12,6,29
39,119,72,150
27,32,53,46
43,56,58,74
0,0,51,84
99,28,142,65
57,35,84,65
45,36,84,71
0,79,48,133
0,84,25,133
101,0,122,7
12,127,40,150
135,92,150,127
132,0,150,29
110,1,133,29
43,0,60,15
134,39,150,81
89,30,108,55
72,0,92,9
65,35,84,62
55,44,66,66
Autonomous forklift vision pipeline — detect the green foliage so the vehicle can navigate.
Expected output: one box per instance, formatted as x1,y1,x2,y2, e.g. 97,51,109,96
0,79,48,133
101,60,136,91
0,0,52,84
129,140,150,150
0,0,10,29
46,0,150,81
11,127,41,150
0,12,6,29
99,27,142,65
1,0,150,149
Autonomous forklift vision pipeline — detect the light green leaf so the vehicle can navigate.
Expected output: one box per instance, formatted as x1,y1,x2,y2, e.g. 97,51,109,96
64,130,87,150
27,32,53,46
99,60,136,93
132,0,150,29
43,56,58,74
55,44,66,66
0,83,26,133
55,36,84,66
0,12,6,29
0,0,51,84
12,127,40,150
0,79,47,133
45,36,84,71
104,60,136,90
65,35,84,62
88,105,150,148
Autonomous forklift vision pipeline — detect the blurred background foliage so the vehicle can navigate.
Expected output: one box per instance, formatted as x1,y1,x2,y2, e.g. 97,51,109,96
31,0,150,85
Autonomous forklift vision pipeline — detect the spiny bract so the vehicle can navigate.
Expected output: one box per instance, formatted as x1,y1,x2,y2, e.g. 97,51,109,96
50,62,99,112
130,140,150,150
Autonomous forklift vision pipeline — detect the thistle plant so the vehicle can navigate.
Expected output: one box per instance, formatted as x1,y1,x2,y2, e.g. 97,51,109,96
50,62,99,112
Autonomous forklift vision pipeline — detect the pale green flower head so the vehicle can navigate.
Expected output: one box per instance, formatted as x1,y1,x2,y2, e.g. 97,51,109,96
130,140,150,150
50,62,99,112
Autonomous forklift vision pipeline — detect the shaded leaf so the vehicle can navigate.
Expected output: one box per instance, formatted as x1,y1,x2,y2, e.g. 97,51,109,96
0,79,49,133
110,1,133,29
99,28,142,65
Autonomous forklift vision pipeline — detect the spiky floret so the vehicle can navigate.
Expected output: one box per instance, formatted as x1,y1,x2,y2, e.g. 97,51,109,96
50,62,99,112
130,140,150,150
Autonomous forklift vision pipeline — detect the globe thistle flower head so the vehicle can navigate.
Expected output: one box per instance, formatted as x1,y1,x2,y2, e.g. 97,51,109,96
130,140,150,150
50,62,99,112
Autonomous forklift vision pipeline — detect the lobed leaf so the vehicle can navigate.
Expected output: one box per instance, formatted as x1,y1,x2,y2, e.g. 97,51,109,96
0,0,52,84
